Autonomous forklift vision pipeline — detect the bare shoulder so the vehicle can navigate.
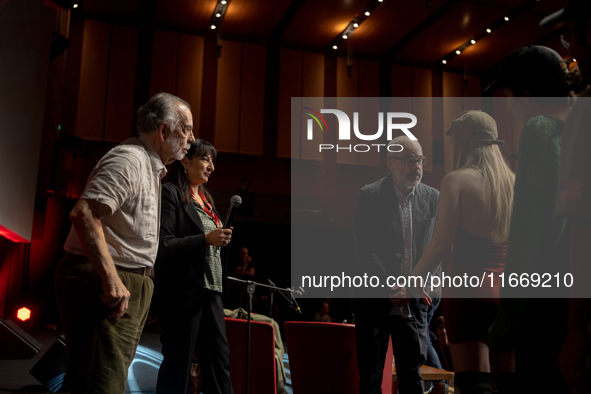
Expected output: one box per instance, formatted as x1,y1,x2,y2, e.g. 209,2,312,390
442,168,482,194
445,168,481,184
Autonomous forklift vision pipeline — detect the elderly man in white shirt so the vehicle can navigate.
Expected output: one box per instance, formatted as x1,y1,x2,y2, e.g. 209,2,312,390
55,92,195,394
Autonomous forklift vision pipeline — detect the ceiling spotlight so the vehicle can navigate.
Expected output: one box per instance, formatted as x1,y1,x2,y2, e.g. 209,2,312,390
216,13,221,17
343,34,348,39
221,0,227,4
442,60,447,64
73,3,78,8
573,58,577,62
471,39,476,44
365,11,370,16
486,28,491,33
456,50,461,55
211,25,217,29
353,23,359,28
504,16,509,21
333,45,338,50
378,0,383,2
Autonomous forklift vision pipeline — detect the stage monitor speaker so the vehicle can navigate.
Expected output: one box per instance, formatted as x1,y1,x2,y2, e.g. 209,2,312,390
0,317,42,359
30,336,67,392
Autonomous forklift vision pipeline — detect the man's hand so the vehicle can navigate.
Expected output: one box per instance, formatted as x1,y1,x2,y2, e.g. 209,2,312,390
70,198,131,321
390,286,412,307
390,285,432,307
100,274,131,321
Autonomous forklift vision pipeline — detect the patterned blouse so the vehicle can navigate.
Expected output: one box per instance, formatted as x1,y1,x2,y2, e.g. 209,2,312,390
193,199,223,293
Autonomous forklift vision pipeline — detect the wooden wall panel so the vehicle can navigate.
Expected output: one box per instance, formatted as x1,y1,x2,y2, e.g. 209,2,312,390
359,60,379,97
177,34,204,139
76,20,110,141
443,72,463,173
239,43,266,155
412,68,432,171
150,31,179,97
336,56,359,165
391,64,412,97
464,75,482,98
359,60,380,167
104,25,138,142
300,52,324,161
336,56,359,98
215,40,242,153
302,52,324,97
278,49,301,159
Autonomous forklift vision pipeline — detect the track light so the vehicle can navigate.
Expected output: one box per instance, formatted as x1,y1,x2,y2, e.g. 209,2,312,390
210,0,229,32
442,60,447,64
328,0,385,51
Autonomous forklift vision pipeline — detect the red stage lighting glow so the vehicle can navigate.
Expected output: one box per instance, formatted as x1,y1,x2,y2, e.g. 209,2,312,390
17,307,32,322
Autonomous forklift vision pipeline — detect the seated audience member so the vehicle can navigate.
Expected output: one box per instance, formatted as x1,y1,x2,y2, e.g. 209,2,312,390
234,247,255,277
313,300,332,323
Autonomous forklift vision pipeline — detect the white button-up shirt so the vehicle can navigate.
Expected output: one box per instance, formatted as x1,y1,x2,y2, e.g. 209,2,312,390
64,135,166,269
391,184,414,317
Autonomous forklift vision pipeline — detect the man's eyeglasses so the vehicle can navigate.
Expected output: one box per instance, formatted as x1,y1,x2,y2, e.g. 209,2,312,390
389,156,428,167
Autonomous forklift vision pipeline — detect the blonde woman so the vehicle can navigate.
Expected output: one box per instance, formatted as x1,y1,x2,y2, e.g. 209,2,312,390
411,110,515,393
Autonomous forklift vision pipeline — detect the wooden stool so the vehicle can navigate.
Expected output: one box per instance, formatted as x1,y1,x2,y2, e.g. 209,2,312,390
392,365,454,394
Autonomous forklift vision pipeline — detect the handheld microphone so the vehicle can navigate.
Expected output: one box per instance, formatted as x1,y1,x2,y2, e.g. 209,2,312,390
223,195,242,229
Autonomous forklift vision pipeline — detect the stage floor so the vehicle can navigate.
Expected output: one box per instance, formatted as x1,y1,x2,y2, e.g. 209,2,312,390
0,327,159,393
0,328,293,394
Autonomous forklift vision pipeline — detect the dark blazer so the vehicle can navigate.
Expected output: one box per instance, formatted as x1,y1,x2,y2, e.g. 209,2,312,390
153,182,228,315
352,174,439,315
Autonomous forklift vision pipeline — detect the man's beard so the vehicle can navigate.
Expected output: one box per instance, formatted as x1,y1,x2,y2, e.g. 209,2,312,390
167,136,186,161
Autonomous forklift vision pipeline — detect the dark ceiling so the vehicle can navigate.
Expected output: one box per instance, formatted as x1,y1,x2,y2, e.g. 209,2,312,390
80,0,571,73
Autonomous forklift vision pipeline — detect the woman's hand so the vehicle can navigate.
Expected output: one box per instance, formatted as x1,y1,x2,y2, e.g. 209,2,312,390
205,227,232,247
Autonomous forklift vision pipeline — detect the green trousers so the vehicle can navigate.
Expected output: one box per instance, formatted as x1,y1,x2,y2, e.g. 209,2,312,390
55,253,153,394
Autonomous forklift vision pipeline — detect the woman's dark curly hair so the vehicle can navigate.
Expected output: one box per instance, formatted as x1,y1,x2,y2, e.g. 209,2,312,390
164,139,217,206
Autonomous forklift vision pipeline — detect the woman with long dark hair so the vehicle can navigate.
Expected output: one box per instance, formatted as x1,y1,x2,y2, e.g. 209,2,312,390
154,139,233,394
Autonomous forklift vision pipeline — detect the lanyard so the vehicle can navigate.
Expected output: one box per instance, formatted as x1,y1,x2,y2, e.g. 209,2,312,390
191,188,221,227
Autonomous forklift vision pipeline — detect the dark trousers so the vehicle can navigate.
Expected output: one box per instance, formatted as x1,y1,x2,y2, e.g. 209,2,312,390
156,289,233,394
425,297,443,370
54,253,153,394
355,301,428,394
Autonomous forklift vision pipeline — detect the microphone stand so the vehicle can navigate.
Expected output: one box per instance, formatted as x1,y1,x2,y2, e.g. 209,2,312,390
227,277,300,394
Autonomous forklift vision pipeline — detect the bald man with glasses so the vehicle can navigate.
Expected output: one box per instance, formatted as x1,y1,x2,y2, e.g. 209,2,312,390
352,136,441,394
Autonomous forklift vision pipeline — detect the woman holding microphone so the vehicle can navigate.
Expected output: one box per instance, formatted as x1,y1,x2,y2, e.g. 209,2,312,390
154,139,233,394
